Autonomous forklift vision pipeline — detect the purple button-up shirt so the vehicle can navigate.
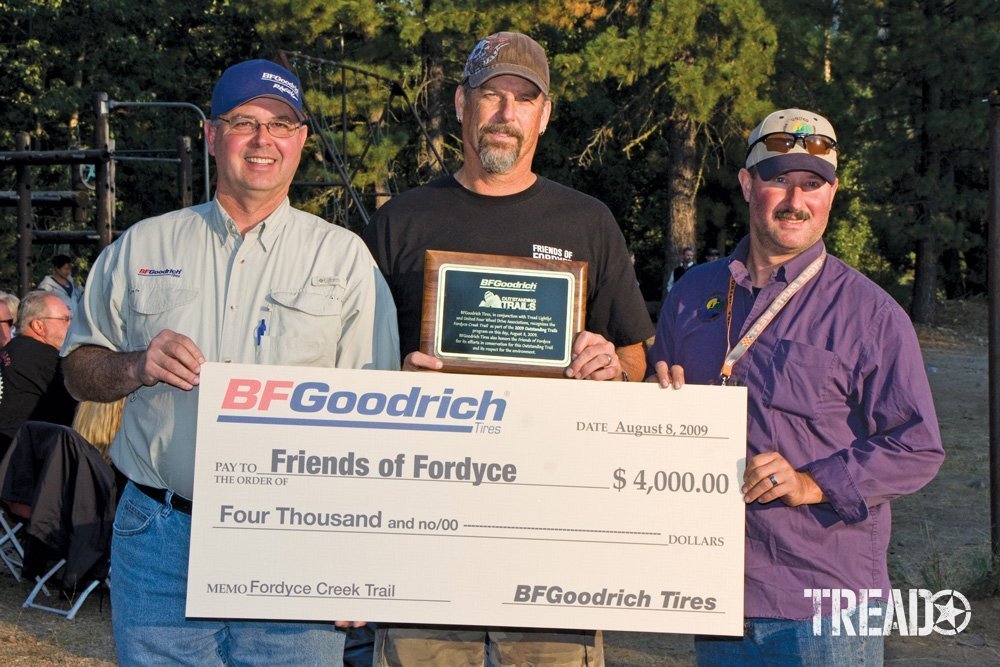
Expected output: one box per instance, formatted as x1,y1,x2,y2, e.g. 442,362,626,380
650,237,944,620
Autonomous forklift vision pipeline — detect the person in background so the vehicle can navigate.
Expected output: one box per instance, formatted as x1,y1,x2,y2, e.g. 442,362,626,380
71,398,125,460
649,108,944,665
37,254,81,315
704,247,721,262
665,246,696,292
0,291,77,458
0,292,18,347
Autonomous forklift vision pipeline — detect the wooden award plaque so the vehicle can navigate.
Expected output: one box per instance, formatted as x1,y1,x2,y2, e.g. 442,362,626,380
420,250,588,377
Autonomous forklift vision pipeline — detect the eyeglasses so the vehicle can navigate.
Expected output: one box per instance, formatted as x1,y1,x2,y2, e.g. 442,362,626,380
0,319,12,327
216,116,303,138
38,316,72,322
748,132,839,157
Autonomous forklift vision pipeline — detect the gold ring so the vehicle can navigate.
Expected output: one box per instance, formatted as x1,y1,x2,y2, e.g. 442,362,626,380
605,353,613,367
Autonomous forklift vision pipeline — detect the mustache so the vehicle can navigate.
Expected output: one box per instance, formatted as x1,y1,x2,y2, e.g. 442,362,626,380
774,209,811,221
478,123,524,143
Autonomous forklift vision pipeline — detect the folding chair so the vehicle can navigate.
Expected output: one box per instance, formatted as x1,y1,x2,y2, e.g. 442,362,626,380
23,558,108,619
0,421,116,619
0,508,24,579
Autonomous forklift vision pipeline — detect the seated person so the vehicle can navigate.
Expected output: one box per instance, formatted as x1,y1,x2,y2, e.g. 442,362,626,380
0,291,18,347
0,292,77,458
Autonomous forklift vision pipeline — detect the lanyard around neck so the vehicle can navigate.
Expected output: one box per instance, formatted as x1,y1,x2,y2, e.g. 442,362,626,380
720,252,826,385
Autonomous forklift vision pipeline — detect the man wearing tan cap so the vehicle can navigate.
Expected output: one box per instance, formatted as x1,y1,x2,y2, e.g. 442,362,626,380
364,31,652,666
648,109,944,663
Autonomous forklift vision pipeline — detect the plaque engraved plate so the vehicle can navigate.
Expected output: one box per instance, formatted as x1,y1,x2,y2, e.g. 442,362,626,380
421,250,587,377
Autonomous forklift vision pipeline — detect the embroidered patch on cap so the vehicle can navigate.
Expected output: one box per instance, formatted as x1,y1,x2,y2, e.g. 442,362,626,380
463,35,512,81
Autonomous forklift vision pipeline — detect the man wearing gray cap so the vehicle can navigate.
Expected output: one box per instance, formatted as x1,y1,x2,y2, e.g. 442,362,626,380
649,109,944,663
62,59,399,664
364,31,652,666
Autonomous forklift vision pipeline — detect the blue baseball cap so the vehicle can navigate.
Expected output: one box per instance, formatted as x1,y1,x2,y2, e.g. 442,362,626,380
211,59,305,120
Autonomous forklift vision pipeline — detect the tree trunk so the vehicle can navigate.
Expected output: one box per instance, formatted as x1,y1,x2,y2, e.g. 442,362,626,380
372,102,391,211
662,115,698,299
911,237,938,324
420,35,447,178
910,61,941,325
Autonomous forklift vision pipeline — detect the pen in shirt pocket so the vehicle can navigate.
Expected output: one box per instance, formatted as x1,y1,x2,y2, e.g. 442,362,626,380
255,318,267,346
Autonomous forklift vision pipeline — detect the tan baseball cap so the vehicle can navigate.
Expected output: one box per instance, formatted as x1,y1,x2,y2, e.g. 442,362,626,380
745,108,838,183
462,32,549,95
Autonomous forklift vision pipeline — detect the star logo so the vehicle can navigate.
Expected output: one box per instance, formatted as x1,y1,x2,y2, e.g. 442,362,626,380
931,589,972,635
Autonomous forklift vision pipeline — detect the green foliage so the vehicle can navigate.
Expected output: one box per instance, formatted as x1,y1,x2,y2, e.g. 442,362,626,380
1,0,995,304
544,0,777,294
825,195,893,284
1,0,259,288
833,0,998,313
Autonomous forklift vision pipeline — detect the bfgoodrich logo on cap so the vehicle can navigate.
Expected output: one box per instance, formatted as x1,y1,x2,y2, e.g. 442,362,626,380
211,59,305,120
260,72,300,101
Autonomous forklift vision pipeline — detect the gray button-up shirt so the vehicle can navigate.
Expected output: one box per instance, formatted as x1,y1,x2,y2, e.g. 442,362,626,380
64,198,399,498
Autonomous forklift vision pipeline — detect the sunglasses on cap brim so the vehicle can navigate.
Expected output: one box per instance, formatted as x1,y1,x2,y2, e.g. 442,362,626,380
748,132,839,157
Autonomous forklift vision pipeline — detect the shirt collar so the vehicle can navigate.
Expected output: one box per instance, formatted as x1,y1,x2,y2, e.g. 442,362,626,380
208,197,291,251
729,236,826,289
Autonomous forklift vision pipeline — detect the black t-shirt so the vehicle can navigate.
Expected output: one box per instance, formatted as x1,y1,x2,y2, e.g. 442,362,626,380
0,336,78,457
363,175,654,358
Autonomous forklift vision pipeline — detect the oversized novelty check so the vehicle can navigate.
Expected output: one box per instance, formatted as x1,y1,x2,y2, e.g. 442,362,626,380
187,363,747,635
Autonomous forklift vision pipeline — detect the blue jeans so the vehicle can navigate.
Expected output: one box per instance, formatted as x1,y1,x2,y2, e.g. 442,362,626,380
695,603,885,666
344,623,376,667
111,482,346,665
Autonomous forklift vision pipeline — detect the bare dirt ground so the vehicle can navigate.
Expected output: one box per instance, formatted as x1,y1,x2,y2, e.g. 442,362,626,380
0,300,995,665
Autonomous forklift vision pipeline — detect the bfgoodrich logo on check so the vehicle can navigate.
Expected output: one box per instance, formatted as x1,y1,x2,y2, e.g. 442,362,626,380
513,585,719,611
218,378,507,433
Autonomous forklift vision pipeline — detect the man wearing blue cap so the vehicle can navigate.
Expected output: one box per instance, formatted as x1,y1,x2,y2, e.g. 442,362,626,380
649,109,944,664
63,59,399,664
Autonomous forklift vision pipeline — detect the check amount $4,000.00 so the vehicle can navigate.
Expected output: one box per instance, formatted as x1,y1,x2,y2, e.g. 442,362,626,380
612,469,733,496
580,420,732,496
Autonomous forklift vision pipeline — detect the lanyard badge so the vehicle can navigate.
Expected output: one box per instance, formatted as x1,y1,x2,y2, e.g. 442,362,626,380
719,253,826,385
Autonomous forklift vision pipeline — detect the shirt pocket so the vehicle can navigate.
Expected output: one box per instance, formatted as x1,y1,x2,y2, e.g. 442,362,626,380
762,339,840,420
260,288,344,366
126,285,199,350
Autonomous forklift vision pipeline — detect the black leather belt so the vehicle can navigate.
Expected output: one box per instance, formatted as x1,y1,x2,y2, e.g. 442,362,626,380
133,482,193,515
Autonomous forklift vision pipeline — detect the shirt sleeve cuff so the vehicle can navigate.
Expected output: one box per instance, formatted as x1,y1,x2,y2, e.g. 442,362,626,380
803,455,869,524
